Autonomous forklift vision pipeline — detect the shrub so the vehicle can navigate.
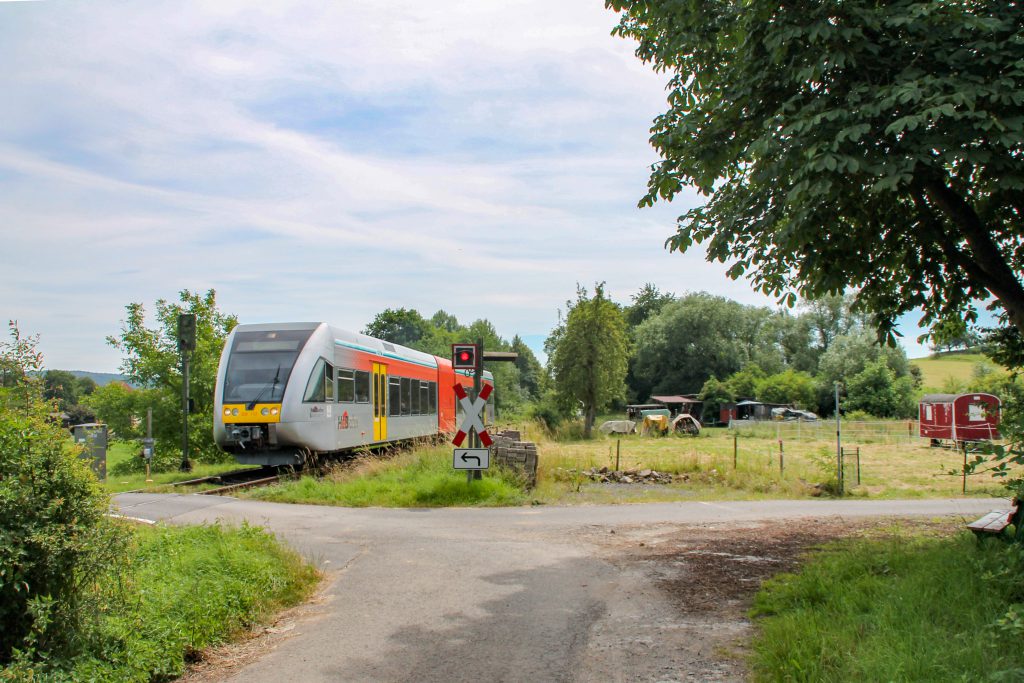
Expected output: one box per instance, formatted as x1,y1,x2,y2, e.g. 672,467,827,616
0,323,126,664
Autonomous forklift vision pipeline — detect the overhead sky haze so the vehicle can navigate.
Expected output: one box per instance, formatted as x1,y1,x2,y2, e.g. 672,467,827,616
2,0,932,372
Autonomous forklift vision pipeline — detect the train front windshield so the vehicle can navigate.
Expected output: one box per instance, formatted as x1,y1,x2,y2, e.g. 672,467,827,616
223,329,314,404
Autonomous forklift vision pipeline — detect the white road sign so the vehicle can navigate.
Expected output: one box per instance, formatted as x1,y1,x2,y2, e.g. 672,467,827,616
453,448,489,470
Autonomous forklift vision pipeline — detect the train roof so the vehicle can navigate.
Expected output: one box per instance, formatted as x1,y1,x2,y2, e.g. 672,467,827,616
230,322,494,380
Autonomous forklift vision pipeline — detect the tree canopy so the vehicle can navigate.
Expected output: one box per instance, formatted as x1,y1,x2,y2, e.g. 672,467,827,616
609,0,1024,343
548,284,630,438
632,293,780,396
360,308,541,414
98,290,237,469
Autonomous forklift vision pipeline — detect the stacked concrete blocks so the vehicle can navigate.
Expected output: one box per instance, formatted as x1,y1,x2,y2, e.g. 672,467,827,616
488,430,539,488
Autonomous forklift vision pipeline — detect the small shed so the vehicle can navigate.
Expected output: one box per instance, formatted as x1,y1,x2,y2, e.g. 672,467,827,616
919,393,1001,443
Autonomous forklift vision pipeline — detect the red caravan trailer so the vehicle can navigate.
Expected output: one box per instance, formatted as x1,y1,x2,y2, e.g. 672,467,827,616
919,393,1001,445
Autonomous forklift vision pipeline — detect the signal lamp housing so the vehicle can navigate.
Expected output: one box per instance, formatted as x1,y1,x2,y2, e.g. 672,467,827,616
452,343,478,370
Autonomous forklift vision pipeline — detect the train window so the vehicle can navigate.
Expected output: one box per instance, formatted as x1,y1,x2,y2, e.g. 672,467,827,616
337,369,355,403
420,382,429,415
325,363,335,402
224,328,314,404
411,379,421,415
400,377,411,415
303,358,327,402
389,378,401,416
354,371,370,403
428,382,437,414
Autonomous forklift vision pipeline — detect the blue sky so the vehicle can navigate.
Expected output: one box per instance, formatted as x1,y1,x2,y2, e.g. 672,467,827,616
1,0,940,372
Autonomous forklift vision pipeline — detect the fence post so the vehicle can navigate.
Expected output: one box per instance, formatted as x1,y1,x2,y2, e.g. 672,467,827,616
733,434,738,470
616,439,621,471
856,447,861,486
962,441,967,494
779,439,784,477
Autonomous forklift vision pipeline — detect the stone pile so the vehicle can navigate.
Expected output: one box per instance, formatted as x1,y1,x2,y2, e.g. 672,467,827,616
489,430,539,488
569,466,685,485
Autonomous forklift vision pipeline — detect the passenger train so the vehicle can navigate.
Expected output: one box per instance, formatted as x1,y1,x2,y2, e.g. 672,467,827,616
214,322,493,466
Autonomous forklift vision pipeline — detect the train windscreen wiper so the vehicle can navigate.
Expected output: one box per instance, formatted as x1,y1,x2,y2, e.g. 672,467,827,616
246,364,281,410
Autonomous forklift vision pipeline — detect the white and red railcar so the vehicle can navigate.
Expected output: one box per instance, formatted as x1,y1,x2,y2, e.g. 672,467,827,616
919,392,1001,446
213,322,493,466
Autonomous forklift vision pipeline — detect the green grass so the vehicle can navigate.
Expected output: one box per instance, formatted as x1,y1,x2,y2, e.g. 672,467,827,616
244,418,1014,508
526,420,1012,503
2,523,319,682
750,527,1024,681
249,443,528,507
911,352,1006,391
102,441,259,493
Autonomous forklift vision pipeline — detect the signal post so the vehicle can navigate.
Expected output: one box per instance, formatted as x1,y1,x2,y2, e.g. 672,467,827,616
451,340,517,483
178,313,196,472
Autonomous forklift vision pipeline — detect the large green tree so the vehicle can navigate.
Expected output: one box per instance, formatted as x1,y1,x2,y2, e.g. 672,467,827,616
42,370,79,410
632,293,778,396
362,308,431,349
625,283,675,328
609,0,1024,342
548,284,630,438
100,290,237,469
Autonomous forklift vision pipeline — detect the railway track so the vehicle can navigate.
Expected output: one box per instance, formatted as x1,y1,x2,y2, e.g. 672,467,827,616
168,466,291,495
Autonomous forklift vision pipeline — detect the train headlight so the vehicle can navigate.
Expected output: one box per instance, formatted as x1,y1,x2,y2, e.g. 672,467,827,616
271,407,279,415
223,407,231,416
261,407,269,416
231,408,239,416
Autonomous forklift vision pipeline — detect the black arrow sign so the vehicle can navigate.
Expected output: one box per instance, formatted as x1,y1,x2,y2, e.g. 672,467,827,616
460,453,481,466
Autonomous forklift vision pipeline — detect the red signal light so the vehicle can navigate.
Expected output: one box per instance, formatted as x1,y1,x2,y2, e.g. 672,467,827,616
452,344,478,370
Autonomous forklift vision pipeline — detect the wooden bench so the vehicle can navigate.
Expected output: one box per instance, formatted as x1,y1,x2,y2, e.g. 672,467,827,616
967,501,1019,539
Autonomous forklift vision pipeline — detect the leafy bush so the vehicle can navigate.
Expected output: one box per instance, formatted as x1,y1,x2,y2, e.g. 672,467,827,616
528,390,570,430
0,323,126,665
843,358,917,418
3,524,319,682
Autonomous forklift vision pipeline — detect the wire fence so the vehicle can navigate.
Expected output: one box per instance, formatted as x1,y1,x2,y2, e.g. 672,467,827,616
727,418,922,446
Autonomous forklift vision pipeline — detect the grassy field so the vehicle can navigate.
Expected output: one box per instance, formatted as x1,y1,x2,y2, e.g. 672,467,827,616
910,352,1006,391
242,418,1013,507
102,441,259,493
525,419,1012,503
251,442,528,507
2,523,319,682
750,525,1024,681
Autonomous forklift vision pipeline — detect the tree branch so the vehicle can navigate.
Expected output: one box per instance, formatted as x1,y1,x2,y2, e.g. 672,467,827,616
919,174,1024,333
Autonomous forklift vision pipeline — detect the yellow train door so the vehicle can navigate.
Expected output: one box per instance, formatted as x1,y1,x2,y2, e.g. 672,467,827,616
373,363,387,441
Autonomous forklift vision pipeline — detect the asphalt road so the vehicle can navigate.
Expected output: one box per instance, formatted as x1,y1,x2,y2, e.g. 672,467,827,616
113,494,1004,682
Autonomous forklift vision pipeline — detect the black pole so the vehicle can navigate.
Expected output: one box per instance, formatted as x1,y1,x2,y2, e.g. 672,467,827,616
472,337,483,481
180,349,192,472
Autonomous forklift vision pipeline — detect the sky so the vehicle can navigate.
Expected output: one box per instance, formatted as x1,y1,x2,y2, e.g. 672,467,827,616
1,0,936,373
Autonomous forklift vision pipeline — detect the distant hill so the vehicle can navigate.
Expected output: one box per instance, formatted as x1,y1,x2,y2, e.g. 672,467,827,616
63,370,132,387
910,352,1006,391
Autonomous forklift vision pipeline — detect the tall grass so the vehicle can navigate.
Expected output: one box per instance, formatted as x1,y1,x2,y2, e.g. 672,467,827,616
2,523,319,682
250,444,527,507
520,418,1013,502
750,530,1024,681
